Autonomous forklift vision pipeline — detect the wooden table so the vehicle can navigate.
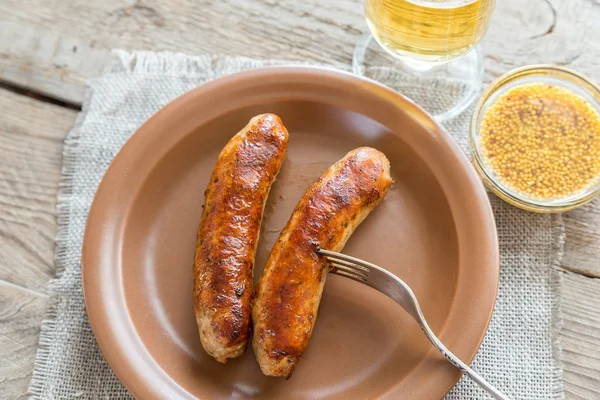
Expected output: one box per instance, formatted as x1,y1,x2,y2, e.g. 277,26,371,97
1,1,599,398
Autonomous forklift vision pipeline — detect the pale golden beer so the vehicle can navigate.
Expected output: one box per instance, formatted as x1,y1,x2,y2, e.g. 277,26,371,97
366,0,495,64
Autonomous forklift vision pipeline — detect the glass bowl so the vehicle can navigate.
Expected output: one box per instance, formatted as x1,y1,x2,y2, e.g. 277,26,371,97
470,65,600,213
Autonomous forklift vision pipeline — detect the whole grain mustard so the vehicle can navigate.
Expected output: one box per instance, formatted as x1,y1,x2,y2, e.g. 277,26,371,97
480,83,600,200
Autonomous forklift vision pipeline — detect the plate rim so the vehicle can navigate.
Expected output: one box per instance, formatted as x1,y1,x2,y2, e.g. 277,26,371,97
82,65,499,399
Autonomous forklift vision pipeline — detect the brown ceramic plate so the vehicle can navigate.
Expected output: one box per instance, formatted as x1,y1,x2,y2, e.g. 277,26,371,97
82,66,499,399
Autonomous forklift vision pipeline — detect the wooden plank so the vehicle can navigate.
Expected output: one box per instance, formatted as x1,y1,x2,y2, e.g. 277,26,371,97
0,87,76,292
0,87,74,398
483,0,600,83
0,281,47,400
0,19,109,106
561,272,600,399
0,0,365,104
1,0,599,105
563,198,600,277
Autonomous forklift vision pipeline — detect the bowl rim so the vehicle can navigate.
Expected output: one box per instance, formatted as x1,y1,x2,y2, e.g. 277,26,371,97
82,65,500,399
470,64,600,213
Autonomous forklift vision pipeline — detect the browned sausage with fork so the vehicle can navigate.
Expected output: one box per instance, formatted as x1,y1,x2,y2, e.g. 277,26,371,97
194,113,289,363
252,147,393,378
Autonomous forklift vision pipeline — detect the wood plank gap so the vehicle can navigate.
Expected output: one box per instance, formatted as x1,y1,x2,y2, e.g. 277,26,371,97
0,79,81,111
560,265,600,279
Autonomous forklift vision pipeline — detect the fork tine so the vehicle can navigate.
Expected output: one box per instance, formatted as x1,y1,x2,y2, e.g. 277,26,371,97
326,258,370,273
329,262,368,279
330,269,368,283
317,249,371,272
318,250,509,399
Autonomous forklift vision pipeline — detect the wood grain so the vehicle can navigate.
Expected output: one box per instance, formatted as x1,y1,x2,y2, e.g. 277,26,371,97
484,0,600,83
0,88,73,399
563,198,600,277
561,272,600,399
0,0,599,398
1,0,598,104
0,87,75,293
0,281,47,400
0,0,366,105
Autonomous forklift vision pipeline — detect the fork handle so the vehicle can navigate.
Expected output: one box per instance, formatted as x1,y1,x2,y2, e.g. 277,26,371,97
418,321,511,400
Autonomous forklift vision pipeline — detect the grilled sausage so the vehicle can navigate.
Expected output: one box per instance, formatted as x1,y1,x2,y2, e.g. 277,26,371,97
252,147,393,378
194,113,289,363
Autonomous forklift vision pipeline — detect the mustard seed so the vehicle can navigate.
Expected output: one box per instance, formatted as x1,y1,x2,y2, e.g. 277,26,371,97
480,83,600,200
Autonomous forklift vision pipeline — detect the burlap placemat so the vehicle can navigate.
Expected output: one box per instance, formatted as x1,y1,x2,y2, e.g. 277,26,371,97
29,51,564,399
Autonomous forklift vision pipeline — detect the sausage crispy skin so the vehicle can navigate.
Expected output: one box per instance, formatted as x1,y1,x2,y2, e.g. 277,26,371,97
194,114,288,363
252,147,393,378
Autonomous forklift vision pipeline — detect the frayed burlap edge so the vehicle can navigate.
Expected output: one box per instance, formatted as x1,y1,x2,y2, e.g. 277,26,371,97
550,213,566,399
28,85,93,399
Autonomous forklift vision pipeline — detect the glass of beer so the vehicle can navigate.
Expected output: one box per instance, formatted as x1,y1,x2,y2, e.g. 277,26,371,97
353,0,496,121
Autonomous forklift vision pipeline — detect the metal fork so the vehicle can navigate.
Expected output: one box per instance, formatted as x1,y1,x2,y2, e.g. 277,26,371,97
318,249,510,400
